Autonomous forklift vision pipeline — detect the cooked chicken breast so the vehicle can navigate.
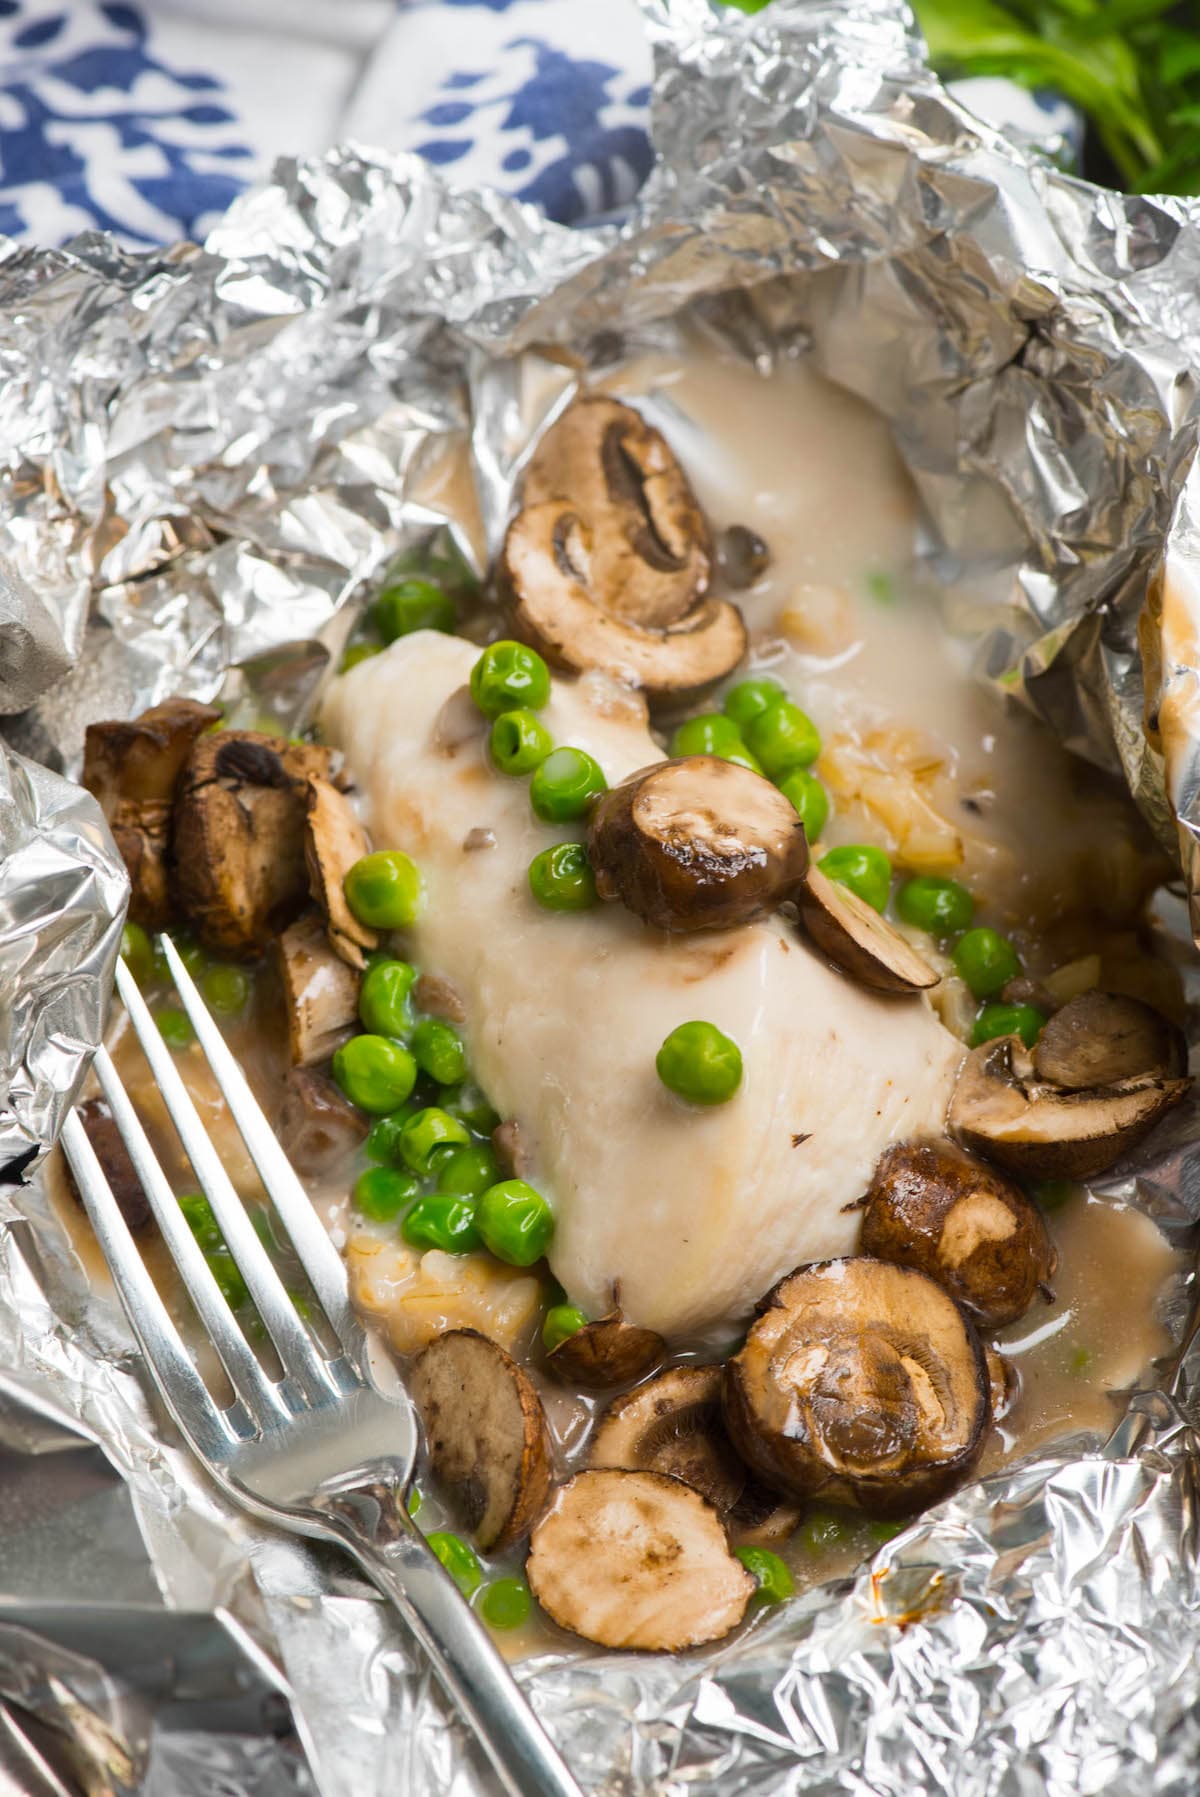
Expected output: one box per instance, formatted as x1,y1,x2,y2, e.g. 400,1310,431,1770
322,632,964,1338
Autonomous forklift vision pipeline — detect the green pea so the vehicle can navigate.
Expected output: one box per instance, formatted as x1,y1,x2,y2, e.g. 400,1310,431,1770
656,1020,743,1106
332,1035,418,1115
178,1191,223,1254
1034,1178,1074,1212
353,1166,419,1223
407,1485,423,1519
723,745,766,775
170,934,207,979
1069,1345,1092,1376
441,1082,502,1136
529,748,607,823
743,697,821,777
344,851,422,931
723,677,785,729
797,1509,849,1555
359,958,418,1038
470,641,551,718
478,1577,532,1630
735,1545,794,1604
777,769,829,843
953,927,1021,999
412,1018,468,1087
818,844,891,913
340,642,382,672
669,713,746,760
399,1106,471,1175
528,842,597,912
364,1105,419,1165
119,921,154,986
477,1179,554,1266
490,708,554,776
402,1192,482,1255
375,577,456,642
970,1002,1046,1050
207,1249,248,1310
542,1303,587,1352
156,1006,195,1051
895,876,975,937
435,1142,501,1200
426,1530,483,1597
202,963,251,1016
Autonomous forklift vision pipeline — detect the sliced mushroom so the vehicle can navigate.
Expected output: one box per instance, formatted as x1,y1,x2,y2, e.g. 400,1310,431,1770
588,755,809,932
948,1036,1191,1181
275,912,361,1067
860,1140,1056,1327
173,731,334,956
1032,992,1185,1091
82,697,221,926
795,866,939,994
410,1328,552,1551
491,1118,530,1180
413,972,466,1024
304,777,379,969
589,1364,801,1546
985,1347,1019,1424
275,1068,368,1176
503,503,746,702
723,1259,989,1517
526,1469,754,1650
62,1097,152,1233
522,396,711,629
546,1313,665,1389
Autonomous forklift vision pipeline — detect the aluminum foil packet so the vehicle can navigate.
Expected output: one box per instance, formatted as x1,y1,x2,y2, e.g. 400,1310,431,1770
2,0,1200,1791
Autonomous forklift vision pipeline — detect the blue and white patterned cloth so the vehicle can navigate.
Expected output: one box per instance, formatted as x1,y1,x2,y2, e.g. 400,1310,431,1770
0,0,653,246
0,1,1079,248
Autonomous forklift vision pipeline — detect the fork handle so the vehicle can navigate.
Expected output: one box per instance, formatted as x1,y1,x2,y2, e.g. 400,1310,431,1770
333,1521,582,1797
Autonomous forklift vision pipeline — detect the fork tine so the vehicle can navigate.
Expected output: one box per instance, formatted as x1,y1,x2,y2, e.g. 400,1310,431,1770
157,934,359,1357
112,956,337,1401
91,1045,285,1421
61,1108,247,1464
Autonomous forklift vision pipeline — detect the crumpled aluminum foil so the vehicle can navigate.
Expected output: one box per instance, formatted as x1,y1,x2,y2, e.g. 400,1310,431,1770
2,0,1200,1791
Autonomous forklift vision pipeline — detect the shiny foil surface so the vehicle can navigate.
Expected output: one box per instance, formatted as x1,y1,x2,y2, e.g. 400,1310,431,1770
0,0,1199,1791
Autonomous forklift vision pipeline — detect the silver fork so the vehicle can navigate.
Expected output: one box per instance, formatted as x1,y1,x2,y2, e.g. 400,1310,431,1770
61,937,581,1797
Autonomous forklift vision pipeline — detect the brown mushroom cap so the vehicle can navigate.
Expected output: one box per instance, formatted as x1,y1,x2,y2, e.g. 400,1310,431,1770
589,1364,801,1546
795,866,939,994
173,731,334,957
1032,991,1185,1091
948,1036,1191,1181
82,697,221,927
860,1140,1056,1328
587,755,809,933
546,1312,665,1389
723,1259,990,1518
503,504,747,701
526,1469,754,1650
410,1328,553,1551
522,396,711,629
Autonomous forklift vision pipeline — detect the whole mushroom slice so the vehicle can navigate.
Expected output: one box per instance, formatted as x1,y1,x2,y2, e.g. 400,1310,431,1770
588,756,809,933
410,1328,552,1551
526,1469,755,1651
521,396,711,629
173,731,334,956
860,1140,1056,1328
589,1364,801,1546
795,866,939,994
1032,991,1185,1090
723,1259,990,1518
503,503,747,702
546,1312,665,1389
275,912,361,1068
949,1035,1191,1181
304,776,380,969
82,697,221,926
